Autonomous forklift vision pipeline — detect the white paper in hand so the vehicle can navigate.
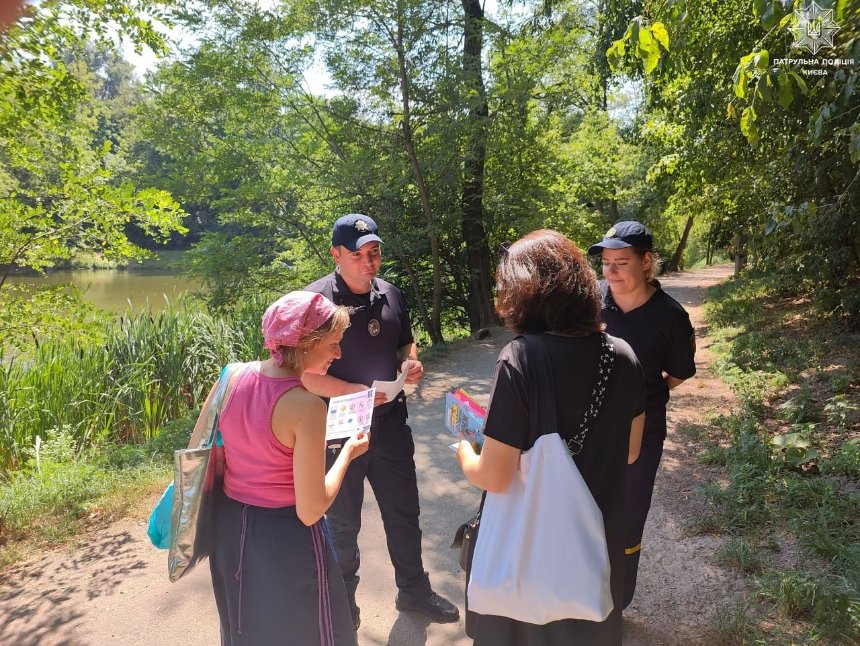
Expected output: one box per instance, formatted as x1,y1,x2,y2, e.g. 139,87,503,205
326,388,376,440
371,368,407,402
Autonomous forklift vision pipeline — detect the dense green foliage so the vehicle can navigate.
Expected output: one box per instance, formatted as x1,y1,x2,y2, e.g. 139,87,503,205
131,0,657,337
610,0,859,316
0,1,187,349
4,0,854,348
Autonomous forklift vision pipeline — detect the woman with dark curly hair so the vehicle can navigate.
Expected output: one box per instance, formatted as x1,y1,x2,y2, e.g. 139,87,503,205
456,229,645,645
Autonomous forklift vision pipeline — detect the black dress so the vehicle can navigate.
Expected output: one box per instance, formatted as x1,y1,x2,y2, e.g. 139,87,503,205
467,333,645,646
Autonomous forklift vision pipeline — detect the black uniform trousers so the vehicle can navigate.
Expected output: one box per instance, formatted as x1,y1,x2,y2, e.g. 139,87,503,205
325,394,431,602
623,430,665,608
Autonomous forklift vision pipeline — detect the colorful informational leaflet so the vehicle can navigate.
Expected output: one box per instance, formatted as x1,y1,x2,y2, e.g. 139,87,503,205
326,388,376,440
444,388,486,449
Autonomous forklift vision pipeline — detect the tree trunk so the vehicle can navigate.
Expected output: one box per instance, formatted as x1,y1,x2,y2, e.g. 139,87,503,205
461,0,496,332
734,230,747,275
706,226,714,265
394,14,444,344
391,246,435,344
666,215,694,272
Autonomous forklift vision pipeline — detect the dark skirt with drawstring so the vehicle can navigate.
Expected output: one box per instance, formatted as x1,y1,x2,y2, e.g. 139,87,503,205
210,495,357,646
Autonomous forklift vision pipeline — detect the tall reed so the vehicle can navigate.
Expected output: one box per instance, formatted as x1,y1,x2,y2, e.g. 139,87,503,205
0,296,265,473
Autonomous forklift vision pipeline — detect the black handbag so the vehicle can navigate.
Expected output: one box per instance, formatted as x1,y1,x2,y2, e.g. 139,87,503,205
450,506,481,570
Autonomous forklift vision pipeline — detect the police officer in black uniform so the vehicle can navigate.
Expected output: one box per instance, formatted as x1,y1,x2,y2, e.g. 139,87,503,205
588,221,696,609
303,214,459,630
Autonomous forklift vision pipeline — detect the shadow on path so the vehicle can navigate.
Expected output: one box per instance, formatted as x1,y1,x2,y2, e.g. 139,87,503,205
0,528,145,645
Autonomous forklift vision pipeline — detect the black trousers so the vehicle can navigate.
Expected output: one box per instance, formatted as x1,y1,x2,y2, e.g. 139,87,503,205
325,395,431,601
623,432,665,608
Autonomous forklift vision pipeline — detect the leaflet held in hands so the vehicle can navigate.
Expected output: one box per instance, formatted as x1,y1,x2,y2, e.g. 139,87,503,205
371,367,408,402
326,388,376,440
444,388,486,449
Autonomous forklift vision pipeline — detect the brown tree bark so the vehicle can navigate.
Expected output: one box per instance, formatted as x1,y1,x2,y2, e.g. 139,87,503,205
733,230,747,276
460,0,497,332
394,11,444,344
666,215,694,272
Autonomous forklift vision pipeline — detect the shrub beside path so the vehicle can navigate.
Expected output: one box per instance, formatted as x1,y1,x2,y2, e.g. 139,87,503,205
0,264,742,646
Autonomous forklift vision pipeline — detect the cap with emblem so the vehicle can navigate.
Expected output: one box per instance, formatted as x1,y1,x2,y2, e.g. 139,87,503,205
331,213,383,252
587,220,653,255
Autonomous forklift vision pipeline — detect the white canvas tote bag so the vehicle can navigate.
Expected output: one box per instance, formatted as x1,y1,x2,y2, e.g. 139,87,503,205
467,333,615,624
467,431,613,624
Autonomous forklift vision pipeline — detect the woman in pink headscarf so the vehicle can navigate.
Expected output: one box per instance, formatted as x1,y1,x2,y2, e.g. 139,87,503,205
209,291,369,646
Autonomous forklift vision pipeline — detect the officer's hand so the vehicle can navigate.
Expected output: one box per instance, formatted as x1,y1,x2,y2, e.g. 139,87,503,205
402,359,424,384
373,390,388,407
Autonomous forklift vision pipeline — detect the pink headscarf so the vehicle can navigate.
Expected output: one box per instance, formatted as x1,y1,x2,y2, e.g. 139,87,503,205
262,291,338,367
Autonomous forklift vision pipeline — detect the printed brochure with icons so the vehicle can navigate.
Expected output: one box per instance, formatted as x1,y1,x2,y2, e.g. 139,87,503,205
444,388,486,451
326,388,376,440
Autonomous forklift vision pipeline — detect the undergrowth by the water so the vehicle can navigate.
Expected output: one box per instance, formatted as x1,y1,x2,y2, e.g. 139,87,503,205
0,418,192,570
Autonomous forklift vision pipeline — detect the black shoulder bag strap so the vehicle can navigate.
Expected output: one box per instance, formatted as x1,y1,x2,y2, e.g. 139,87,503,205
521,333,616,457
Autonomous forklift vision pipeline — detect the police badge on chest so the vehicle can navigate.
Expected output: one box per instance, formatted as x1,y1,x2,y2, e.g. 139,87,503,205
368,319,381,336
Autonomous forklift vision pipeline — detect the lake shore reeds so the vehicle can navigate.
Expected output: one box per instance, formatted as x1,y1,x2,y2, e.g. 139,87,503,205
0,295,268,563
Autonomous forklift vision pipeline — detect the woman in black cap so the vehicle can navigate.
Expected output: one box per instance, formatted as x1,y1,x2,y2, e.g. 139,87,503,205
588,221,696,609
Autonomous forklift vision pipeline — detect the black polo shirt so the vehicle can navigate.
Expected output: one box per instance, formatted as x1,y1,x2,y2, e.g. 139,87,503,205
599,280,695,438
305,271,414,415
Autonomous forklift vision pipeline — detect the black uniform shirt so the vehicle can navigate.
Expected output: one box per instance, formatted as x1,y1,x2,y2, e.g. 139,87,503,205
306,270,414,415
599,280,696,438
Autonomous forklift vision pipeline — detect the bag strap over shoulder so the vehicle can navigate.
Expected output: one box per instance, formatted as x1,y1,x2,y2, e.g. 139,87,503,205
521,333,615,456
202,362,242,448
184,362,243,451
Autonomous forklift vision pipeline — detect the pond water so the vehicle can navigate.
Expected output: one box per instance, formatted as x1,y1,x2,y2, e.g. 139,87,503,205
5,270,200,313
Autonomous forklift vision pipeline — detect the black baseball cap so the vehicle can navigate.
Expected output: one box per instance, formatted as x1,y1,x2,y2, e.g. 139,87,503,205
331,214,383,252
587,221,653,255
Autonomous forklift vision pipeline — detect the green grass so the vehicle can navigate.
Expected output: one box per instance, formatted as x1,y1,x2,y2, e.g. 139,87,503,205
0,292,274,566
704,599,765,645
699,270,860,642
0,418,192,567
756,570,860,642
0,295,266,471
676,421,709,440
697,444,728,466
715,538,764,574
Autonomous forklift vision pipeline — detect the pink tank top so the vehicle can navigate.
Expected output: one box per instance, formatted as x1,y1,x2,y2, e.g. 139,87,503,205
219,362,302,508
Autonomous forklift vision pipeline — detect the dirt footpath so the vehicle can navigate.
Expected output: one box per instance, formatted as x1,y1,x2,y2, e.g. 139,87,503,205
0,264,741,646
